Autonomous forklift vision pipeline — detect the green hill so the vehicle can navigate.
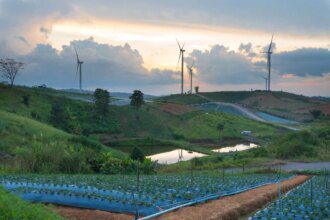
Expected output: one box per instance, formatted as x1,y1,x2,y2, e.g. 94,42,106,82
0,84,288,158
157,91,329,122
0,109,125,173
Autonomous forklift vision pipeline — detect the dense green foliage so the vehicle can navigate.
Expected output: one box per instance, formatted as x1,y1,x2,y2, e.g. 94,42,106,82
130,90,144,109
94,88,110,117
0,110,126,173
269,121,330,160
0,187,63,220
130,146,145,162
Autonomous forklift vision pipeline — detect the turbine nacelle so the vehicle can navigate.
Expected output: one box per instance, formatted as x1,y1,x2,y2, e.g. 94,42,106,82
176,39,186,95
73,44,84,91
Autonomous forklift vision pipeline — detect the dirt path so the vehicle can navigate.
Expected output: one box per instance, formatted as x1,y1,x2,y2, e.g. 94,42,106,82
53,175,309,220
155,175,310,220
53,205,133,220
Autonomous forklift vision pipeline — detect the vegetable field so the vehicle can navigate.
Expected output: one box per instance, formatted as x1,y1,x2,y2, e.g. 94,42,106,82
250,176,329,219
0,173,293,216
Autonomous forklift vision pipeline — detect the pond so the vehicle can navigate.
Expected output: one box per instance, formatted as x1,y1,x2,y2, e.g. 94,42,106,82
147,149,206,164
212,143,258,153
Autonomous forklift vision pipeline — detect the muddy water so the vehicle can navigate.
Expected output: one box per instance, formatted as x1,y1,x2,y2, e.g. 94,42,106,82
212,143,258,153
147,149,206,164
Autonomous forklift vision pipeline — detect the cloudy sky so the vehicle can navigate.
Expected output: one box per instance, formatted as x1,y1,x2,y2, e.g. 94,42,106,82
0,0,329,96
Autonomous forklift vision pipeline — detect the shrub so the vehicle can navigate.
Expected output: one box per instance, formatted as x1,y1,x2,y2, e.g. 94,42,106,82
272,131,318,159
130,146,145,162
21,94,30,107
14,142,92,173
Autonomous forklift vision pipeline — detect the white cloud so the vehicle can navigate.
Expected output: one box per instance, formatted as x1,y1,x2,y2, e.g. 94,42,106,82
187,45,263,84
13,38,178,89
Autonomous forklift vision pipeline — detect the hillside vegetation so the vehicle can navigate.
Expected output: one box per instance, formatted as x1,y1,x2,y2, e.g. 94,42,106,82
0,186,63,220
0,84,280,143
158,91,329,122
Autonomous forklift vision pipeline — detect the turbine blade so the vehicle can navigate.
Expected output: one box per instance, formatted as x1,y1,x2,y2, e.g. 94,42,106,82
268,34,274,52
75,63,79,81
176,38,181,49
73,44,80,62
177,51,182,68
191,60,195,68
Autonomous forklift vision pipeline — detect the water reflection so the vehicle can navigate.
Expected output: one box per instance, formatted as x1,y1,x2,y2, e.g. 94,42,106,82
212,143,258,153
147,149,206,164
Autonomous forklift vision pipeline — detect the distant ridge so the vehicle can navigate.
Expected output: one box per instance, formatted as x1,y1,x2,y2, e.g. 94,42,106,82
61,89,157,100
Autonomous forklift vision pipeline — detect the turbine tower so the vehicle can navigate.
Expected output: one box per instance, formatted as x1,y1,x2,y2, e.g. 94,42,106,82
187,61,195,94
263,35,274,91
73,44,84,92
259,75,268,91
176,39,185,95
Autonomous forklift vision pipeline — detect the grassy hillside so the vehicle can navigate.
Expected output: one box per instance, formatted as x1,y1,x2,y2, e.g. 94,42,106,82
157,91,328,122
168,111,278,141
0,84,290,159
0,186,63,220
0,110,126,173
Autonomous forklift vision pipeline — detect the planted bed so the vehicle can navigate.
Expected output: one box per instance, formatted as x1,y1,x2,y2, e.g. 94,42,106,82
250,176,329,219
0,173,293,217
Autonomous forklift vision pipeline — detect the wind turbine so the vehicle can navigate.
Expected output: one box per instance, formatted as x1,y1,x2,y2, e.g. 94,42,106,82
73,44,84,92
187,61,195,94
262,35,274,91
259,75,268,91
176,39,185,95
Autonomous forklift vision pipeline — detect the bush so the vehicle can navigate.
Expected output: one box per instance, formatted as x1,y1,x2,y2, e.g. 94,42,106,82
21,95,30,107
250,147,269,157
130,146,145,162
271,131,318,159
14,142,93,173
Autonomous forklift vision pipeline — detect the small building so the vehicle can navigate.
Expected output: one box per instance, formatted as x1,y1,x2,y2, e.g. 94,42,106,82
241,130,252,136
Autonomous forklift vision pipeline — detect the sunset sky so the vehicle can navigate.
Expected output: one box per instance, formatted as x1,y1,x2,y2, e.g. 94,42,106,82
0,0,329,96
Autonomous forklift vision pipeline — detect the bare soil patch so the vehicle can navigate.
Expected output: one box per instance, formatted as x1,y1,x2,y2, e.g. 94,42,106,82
155,175,310,220
160,103,195,115
295,103,330,116
53,205,132,220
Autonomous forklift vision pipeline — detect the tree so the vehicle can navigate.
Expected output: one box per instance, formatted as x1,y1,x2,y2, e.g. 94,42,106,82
130,147,145,163
0,59,24,87
217,123,225,140
94,88,110,117
49,101,68,129
22,94,30,107
310,109,322,119
130,90,144,109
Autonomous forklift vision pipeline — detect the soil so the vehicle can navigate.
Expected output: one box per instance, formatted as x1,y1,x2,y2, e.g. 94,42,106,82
53,205,133,220
155,175,310,220
295,103,330,116
53,175,309,220
160,103,195,115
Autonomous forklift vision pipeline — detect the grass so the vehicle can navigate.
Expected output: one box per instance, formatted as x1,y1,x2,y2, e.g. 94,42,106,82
156,94,207,105
169,110,278,141
0,84,288,157
0,186,63,220
0,110,69,154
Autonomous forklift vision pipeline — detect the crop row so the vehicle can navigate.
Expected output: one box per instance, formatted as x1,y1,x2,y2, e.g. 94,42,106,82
250,176,329,220
1,173,293,215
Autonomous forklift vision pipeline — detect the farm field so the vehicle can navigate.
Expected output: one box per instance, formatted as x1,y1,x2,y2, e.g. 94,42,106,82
250,176,329,219
0,173,293,217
